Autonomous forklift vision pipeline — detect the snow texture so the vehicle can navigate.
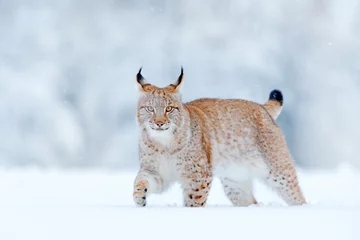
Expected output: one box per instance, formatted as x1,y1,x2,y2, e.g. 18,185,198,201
0,163,359,240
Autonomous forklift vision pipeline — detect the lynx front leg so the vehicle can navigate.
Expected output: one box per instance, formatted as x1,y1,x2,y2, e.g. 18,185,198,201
180,158,213,207
133,169,163,207
182,178,212,207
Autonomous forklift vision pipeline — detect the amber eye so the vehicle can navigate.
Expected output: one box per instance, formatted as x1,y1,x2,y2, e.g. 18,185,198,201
146,106,154,112
165,106,174,112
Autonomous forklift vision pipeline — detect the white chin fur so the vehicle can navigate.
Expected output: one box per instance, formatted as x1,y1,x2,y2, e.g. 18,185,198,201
147,127,173,146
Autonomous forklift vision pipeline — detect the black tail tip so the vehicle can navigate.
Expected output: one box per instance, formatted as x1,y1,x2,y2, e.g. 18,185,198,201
269,89,283,106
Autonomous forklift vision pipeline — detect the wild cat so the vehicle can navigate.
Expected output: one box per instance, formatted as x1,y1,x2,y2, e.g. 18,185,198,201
133,67,306,207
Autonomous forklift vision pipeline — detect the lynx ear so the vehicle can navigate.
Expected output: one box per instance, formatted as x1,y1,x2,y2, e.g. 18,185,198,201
169,66,184,92
136,67,151,90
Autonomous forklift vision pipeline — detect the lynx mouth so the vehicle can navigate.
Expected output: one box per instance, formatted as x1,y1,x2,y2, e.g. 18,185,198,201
149,126,170,131
153,128,168,131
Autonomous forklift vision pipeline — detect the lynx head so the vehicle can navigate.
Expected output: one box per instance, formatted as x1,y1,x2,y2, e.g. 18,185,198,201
136,67,185,142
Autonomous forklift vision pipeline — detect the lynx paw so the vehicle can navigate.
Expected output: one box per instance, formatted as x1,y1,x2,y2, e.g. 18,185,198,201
133,181,148,207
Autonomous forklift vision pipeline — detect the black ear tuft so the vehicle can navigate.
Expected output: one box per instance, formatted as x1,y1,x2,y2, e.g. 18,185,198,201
178,66,184,85
136,67,144,84
170,66,184,88
136,66,150,87
269,89,283,106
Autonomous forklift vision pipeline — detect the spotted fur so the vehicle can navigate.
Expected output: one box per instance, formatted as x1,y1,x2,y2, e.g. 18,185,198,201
133,68,306,207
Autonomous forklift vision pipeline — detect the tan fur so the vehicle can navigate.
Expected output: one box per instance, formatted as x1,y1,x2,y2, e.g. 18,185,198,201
133,69,306,207
263,99,282,120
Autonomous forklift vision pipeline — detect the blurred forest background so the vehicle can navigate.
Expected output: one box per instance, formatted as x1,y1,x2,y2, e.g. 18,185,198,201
0,0,359,170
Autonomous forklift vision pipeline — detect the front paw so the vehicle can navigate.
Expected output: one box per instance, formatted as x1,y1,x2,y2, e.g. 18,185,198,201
133,181,148,207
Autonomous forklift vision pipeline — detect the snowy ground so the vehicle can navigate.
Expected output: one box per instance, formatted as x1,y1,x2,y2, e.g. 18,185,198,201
0,164,359,240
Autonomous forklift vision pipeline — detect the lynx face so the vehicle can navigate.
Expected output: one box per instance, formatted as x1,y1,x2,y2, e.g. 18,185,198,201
136,68,184,140
137,90,182,132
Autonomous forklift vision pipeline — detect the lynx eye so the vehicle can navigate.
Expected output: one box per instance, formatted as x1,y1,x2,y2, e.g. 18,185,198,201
145,106,154,112
165,106,174,112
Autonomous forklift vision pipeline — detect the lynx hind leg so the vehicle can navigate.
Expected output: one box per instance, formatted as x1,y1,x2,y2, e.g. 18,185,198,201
265,164,306,205
221,177,257,206
257,125,306,205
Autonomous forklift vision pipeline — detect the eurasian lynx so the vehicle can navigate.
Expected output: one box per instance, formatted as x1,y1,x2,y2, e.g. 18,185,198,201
133,67,306,207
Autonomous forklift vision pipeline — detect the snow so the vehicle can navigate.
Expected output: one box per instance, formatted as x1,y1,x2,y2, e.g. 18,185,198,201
0,164,359,240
